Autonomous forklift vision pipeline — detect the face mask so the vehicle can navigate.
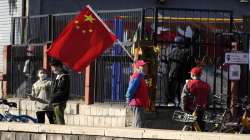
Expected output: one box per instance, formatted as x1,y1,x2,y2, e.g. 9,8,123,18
39,74,47,80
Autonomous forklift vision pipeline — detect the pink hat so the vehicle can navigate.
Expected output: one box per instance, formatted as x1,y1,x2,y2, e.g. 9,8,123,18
135,60,147,67
190,67,202,76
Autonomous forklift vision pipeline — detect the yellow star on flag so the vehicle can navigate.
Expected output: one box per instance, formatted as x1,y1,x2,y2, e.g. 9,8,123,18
84,14,95,23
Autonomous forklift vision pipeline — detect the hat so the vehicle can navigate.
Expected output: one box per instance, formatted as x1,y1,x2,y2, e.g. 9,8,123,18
135,60,147,67
50,59,63,67
190,67,202,76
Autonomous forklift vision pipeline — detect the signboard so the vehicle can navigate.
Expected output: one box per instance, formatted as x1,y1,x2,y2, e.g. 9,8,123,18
229,65,241,80
225,52,249,64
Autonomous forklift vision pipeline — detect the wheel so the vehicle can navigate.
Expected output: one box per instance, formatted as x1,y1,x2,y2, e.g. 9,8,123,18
222,127,238,133
0,114,5,121
238,127,250,134
207,125,220,132
15,115,37,123
182,125,192,131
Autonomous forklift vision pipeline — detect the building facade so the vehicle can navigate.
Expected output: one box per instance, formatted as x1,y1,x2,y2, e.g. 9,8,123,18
28,0,250,17
0,0,24,72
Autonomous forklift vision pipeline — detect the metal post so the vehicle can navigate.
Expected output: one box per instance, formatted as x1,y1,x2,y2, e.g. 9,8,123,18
11,18,15,45
153,7,158,46
48,15,53,42
140,8,145,40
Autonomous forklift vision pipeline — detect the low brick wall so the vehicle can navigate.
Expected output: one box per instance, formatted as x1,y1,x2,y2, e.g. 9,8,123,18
0,122,249,140
0,98,130,127
0,98,185,129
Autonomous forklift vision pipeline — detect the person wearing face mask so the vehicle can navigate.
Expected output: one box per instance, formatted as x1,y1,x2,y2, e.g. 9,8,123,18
49,59,70,124
126,60,150,128
29,68,54,124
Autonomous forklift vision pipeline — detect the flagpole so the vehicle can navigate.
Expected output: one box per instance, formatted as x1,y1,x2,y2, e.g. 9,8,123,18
116,40,134,61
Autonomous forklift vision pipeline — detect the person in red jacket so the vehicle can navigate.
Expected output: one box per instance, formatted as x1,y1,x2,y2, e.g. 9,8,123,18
126,60,150,128
180,66,211,131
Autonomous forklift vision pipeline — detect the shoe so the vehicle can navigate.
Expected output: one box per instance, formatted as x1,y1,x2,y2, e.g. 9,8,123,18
167,102,175,107
174,97,179,107
159,103,168,107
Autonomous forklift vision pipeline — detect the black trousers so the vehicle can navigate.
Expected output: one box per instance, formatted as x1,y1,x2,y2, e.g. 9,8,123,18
168,79,181,104
36,111,54,124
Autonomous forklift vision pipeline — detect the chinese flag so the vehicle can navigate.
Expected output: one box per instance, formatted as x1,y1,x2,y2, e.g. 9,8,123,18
47,5,117,72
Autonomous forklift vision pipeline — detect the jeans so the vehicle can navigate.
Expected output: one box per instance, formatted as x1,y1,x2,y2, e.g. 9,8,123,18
53,102,66,124
131,106,144,128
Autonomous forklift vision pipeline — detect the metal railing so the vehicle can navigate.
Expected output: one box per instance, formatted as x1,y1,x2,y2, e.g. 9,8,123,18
10,8,249,107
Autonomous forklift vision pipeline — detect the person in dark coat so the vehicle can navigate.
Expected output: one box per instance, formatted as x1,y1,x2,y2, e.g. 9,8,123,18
50,59,70,124
167,36,189,107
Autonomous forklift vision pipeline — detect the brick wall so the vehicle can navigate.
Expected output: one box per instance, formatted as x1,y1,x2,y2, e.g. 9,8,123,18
0,122,249,140
0,98,130,127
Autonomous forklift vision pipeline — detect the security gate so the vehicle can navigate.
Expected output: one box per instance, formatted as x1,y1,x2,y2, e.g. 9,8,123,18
151,8,249,108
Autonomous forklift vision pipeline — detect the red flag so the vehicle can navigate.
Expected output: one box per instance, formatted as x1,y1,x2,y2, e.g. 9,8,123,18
47,5,117,72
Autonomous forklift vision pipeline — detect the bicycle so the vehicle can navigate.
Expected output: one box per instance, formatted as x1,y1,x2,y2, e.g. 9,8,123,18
173,106,203,131
0,99,37,123
173,104,232,132
221,97,250,134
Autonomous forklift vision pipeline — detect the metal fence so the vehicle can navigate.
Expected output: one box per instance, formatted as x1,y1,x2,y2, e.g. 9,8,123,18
11,9,143,102
8,44,84,99
93,9,143,103
10,7,249,106
9,44,43,98
151,8,249,108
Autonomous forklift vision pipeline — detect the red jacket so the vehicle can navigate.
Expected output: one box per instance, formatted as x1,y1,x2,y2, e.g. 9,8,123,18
181,79,210,111
126,72,149,109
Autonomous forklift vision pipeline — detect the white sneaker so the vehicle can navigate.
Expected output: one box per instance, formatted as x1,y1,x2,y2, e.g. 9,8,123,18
167,102,175,107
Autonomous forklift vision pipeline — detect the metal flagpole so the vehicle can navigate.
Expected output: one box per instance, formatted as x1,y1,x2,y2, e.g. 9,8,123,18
116,39,134,61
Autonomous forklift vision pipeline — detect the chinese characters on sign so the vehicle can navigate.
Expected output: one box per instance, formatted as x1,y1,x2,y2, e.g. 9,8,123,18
225,52,249,64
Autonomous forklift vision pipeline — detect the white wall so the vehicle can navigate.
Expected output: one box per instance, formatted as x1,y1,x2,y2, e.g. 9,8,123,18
0,0,23,72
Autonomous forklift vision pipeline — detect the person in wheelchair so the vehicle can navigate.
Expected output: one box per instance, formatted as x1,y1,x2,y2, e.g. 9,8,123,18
180,67,211,131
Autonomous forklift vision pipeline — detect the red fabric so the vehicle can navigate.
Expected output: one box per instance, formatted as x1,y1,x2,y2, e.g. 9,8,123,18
160,31,176,42
190,67,202,76
129,73,149,109
186,79,210,110
47,5,117,72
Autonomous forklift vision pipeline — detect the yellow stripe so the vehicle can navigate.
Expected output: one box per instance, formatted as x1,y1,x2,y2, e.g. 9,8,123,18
119,16,243,23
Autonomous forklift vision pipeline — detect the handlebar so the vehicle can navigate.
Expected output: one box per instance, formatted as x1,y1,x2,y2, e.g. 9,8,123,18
0,99,17,108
